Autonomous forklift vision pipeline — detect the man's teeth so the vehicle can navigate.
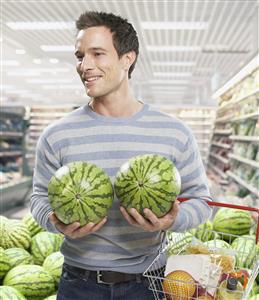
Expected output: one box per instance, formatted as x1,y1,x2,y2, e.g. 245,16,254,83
86,77,100,82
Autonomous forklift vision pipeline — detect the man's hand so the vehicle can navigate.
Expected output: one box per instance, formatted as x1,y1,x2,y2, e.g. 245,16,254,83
120,201,179,232
49,213,107,239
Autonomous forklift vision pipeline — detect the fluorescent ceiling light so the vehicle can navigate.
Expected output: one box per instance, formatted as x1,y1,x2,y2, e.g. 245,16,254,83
15,49,26,54
151,61,196,67
6,90,30,94
150,80,189,84
26,78,74,84
42,84,83,90
7,71,40,76
33,59,42,64
141,22,208,30
0,60,20,66
0,85,15,90
147,46,201,52
7,68,70,76
49,58,59,64
6,21,74,30
153,72,192,77
40,45,74,52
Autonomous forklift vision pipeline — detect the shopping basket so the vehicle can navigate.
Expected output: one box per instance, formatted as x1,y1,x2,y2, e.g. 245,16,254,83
143,200,259,300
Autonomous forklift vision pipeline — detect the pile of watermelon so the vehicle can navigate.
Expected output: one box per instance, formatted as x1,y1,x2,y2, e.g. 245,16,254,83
0,214,63,300
166,207,259,299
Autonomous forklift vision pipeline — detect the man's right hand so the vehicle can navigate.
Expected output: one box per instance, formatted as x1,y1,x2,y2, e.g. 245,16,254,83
49,213,107,239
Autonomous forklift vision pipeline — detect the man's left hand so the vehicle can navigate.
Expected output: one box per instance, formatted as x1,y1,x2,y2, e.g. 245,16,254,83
120,201,179,232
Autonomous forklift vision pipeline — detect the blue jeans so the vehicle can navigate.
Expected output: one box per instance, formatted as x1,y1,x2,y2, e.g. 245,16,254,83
57,263,162,300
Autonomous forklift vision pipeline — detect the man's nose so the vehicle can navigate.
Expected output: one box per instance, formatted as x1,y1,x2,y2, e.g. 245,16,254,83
80,55,95,72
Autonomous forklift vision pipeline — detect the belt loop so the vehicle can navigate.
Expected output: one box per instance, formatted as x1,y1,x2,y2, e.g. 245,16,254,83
136,274,142,283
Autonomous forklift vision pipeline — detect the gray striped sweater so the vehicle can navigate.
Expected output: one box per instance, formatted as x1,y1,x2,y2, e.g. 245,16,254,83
31,103,212,273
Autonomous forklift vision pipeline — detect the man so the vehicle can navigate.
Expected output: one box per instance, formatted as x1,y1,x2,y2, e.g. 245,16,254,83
31,11,212,300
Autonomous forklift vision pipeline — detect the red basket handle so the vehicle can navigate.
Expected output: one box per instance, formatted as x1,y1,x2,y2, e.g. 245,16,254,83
178,198,259,244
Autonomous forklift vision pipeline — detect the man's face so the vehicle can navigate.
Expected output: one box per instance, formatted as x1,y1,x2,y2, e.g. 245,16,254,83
75,26,127,98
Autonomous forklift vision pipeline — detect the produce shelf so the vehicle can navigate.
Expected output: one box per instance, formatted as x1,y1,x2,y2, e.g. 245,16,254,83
231,111,259,122
227,171,259,198
209,153,229,165
230,135,259,143
229,153,259,169
208,162,228,180
211,142,231,149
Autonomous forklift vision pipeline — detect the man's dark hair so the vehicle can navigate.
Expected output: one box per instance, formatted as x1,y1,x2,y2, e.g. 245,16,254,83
76,11,139,79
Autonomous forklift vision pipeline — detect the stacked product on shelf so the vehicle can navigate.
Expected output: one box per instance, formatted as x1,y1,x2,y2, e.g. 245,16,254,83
0,106,32,210
160,106,216,166
209,54,259,207
27,105,76,174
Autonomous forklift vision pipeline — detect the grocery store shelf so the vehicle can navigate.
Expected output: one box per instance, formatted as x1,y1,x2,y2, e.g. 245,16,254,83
227,171,259,197
230,135,259,143
30,112,67,118
231,111,259,122
210,153,229,165
217,87,259,112
193,130,212,134
229,153,259,169
1,131,23,138
208,162,228,180
213,129,232,135
211,142,232,149
184,121,212,126
215,115,234,123
0,151,23,157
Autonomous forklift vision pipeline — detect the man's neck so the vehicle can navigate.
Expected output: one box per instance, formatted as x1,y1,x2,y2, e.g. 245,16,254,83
89,96,143,118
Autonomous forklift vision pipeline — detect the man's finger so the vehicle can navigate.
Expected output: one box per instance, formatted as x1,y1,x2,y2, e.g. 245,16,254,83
120,206,137,226
144,209,159,226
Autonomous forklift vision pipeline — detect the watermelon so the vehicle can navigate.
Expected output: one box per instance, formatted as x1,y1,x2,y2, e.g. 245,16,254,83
189,220,216,242
30,232,63,265
204,239,231,249
0,216,31,250
43,251,64,285
22,213,45,236
231,235,257,269
248,296,259,300
114,154,181,217
48,161,113,225
213,208,252,241
0,286,27,300
44,296,56,300
167,232,193,255
3,264,55,300
0,247,11,279
4,247,34,268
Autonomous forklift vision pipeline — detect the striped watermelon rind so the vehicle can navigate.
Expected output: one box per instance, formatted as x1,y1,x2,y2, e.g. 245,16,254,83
231,235,257,269
114,154,181,217
0,247,11,279
0,286,27,300
43,251,64,285
0,216,31,250
4,247,34,268
213,208,252,240
30,232,63,265
189,220,216,242
3,264,55,300
204,239,231,249
48,161,114,226
22,213,45,237
167,232,193,255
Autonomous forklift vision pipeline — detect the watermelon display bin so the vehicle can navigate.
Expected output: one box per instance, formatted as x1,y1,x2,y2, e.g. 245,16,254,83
143,200,259,300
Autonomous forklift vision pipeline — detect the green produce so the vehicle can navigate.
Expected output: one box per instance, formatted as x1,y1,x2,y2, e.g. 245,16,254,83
247,295,259,300
189,220,215,242
4,247,34,268
0,286,27,300
231,235,257,269
43,251,64,285
0,216,31,250
30,232,63,265
22,213,45,236
114,154,181,217
0,247,11,279
44,296,57,300
204,239,231,249
3,264,55,300
213,208,252,241
167,232,193,256
48,161,113,225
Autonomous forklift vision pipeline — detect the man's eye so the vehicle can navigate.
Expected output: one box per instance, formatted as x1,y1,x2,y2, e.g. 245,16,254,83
95,52,103,56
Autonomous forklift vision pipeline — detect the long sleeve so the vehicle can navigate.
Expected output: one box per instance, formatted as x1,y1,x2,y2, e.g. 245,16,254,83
30,133,61,233
171,132,212,232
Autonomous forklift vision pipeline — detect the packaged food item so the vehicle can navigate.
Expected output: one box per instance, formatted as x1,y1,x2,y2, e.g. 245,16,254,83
217,277,244,300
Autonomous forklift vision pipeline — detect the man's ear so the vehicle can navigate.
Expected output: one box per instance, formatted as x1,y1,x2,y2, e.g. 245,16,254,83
122,51,136,71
